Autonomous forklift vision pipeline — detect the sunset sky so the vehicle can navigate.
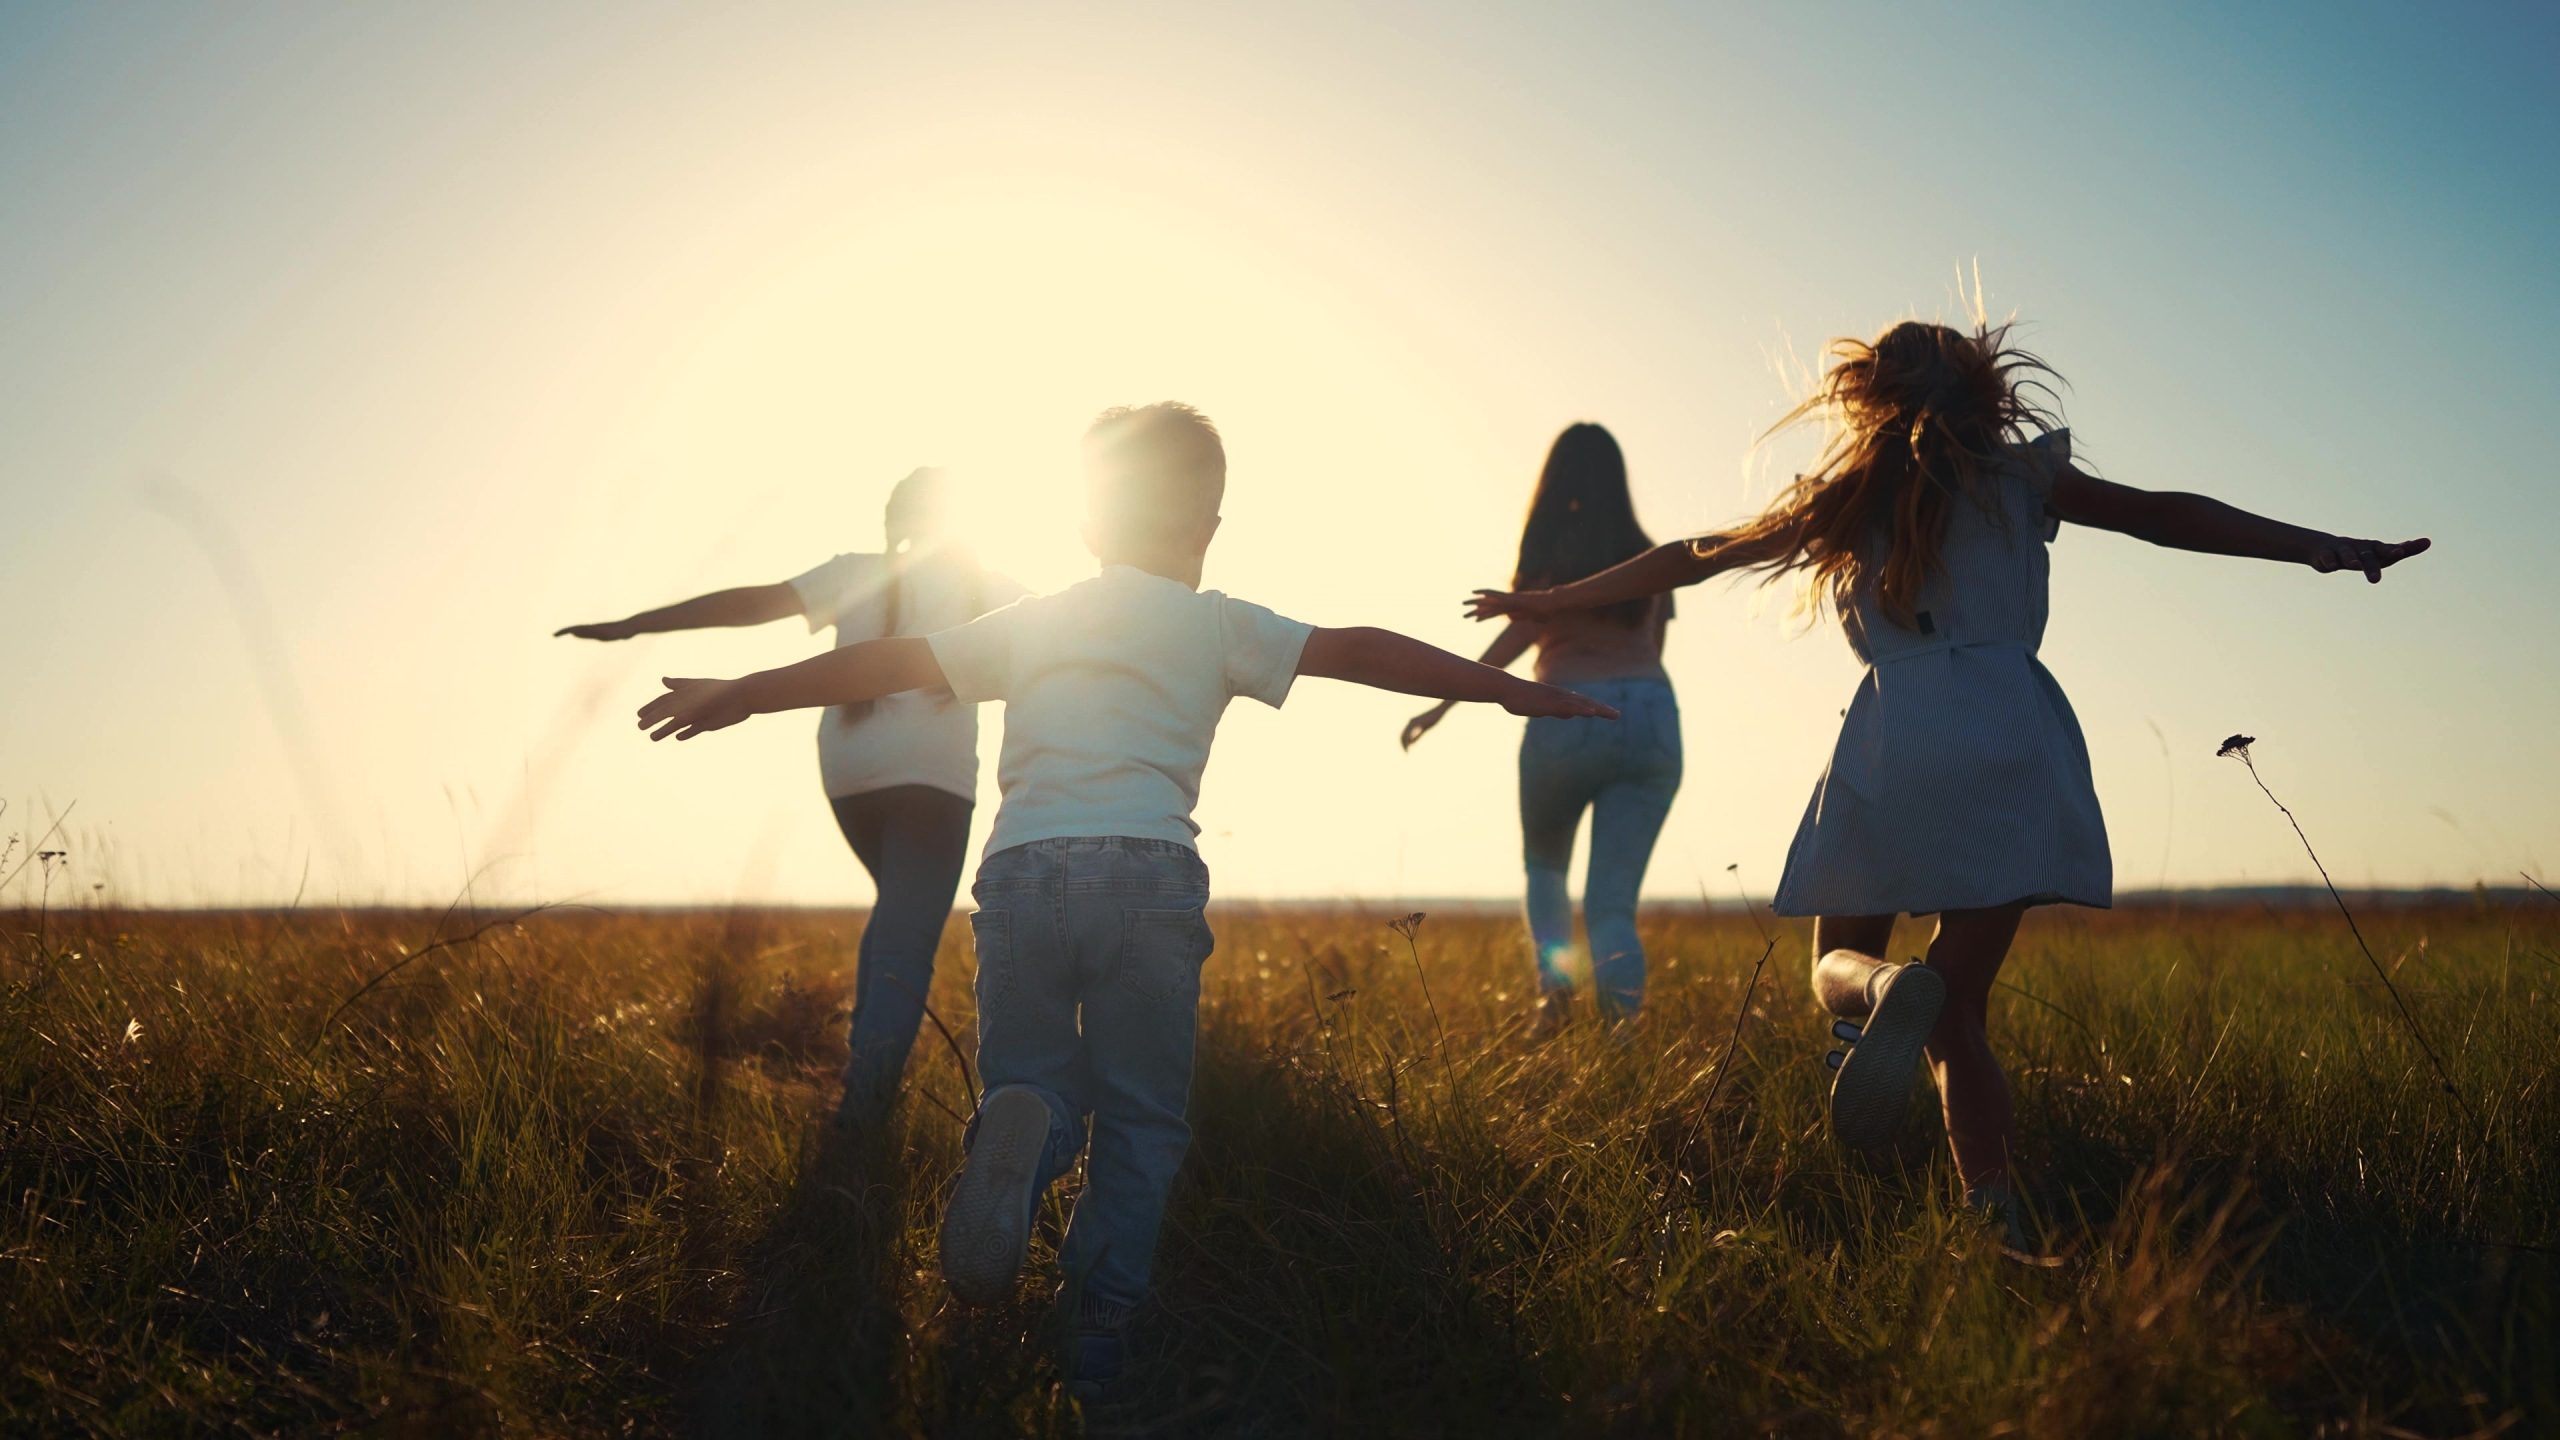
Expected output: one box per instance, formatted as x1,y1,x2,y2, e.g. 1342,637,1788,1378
5,2,2555,906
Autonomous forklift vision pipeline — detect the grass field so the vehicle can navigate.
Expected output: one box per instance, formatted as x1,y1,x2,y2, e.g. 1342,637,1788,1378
3,895,2553,1437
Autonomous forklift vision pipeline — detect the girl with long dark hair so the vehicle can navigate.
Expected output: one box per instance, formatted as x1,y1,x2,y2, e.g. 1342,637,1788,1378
1404,423,1681,1032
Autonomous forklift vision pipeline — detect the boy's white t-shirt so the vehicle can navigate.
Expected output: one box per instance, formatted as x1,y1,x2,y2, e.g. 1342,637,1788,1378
789,552,1025,802
926,564,1315,857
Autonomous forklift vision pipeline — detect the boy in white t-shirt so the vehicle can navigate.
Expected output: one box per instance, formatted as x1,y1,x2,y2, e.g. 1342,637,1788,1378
637,403,1616,1396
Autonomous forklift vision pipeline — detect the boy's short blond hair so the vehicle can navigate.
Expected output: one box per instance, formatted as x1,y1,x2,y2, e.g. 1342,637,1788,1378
1084,403,1225,554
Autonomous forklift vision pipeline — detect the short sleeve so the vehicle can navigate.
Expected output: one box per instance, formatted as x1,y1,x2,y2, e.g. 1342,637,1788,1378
927,599,1026,704
1218,595,1315,709
787,553,879,635
2019,427,2071,540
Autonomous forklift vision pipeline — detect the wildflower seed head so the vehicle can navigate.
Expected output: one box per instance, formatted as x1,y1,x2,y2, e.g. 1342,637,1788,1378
2217,734,2256,760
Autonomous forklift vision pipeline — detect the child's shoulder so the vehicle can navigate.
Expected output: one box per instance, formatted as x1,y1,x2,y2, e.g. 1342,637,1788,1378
2005,426,2071,474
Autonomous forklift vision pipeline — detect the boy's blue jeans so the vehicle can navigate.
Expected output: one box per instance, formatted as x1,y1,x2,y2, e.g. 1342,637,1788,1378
1519,676,1683,1017
965,836,1214,1311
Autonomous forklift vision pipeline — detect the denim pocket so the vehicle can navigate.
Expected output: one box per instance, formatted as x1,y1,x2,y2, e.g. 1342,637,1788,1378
1118,906,1214,1006
969,908,1014,1002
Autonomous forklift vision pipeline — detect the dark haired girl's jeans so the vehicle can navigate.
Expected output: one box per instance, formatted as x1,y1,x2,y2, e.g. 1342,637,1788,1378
1518,677,1683,1018
829,785,976,1119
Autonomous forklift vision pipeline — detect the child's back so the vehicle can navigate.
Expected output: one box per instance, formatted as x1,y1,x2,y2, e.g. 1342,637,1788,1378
933,562,1310,855
1842,430,2066,665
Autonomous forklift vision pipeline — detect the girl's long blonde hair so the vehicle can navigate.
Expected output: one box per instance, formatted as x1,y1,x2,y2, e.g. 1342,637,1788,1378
1726,319,2062,626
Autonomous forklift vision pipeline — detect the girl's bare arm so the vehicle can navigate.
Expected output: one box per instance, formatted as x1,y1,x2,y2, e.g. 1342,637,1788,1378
1301,627,1617,719
558,583,803,641
2047,467,2429,582
1465,530,1793,622
1400,620,1538,746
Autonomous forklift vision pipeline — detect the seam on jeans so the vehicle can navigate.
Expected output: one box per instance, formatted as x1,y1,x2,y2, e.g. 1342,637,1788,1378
969,908,1013,1001
1047,848,1073,992
1063,878,1209,896
1118,905,1213,1003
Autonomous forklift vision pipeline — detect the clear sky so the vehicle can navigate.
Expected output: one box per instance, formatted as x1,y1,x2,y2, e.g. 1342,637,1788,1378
5,2,2555,907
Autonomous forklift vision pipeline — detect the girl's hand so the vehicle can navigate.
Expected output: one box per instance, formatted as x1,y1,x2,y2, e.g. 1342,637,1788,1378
638,677,753,741
556,619,638,641
1500,677,1618,721
2306,534,2429,583
1466,587,1561,622
1400,702,1454,750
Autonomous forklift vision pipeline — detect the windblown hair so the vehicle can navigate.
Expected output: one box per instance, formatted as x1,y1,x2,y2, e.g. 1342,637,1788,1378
1728,320,2062,627
1512,422,1656,627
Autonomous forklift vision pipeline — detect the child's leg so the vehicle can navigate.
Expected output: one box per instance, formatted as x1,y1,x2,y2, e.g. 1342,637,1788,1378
834,787,975,1117
1819,911,1951,1152
1518,721,1593,995
942,843,1088,1306
1057,842,1214,1313
1810,914,1898,1017
1918,904,2027,1195
1582,772,1677,1019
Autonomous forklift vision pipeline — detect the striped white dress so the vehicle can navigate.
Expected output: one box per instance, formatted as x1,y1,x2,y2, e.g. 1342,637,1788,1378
1772,429,2112,917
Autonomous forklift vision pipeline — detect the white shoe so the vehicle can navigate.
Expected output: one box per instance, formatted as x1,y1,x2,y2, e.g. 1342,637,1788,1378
939,1086,1051,1306
1828,962,1945,1153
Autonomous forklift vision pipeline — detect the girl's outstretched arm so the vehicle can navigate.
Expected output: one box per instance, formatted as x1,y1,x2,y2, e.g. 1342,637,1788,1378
558,583,802,641
1465,530,1792,622
1401,619,1537,747
636,637,946,740
1300,627,1618,720
2047,467,2428,582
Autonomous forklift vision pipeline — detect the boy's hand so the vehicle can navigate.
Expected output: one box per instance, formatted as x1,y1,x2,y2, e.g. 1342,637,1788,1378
1500,677,1618,721
556,619,638,641
1466,588,1559,623
2306,534,2429,583
637,677,753,741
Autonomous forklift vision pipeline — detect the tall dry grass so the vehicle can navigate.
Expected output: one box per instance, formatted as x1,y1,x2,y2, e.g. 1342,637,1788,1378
3,898,2551,1436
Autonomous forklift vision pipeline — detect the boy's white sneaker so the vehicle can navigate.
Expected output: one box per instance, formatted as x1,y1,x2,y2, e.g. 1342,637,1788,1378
940,1085,1051,1306
1828,961,1945,1153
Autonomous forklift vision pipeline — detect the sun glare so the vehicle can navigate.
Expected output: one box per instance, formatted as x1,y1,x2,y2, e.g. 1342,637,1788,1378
651,170,1475,601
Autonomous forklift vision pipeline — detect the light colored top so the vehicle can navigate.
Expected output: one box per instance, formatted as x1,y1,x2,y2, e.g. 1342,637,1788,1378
926,564,1315,857
1841,429,2066,666
789,551,1026,802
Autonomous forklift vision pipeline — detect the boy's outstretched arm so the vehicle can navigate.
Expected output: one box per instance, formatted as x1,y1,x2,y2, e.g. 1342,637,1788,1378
1300,627,1618,720
2048,467,2429,582
1465,531,1792,622
1400,619,1537,748
636,637,946,740
558,583,802,641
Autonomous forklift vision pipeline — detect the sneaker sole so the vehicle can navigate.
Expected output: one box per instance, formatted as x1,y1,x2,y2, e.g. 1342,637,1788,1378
939,1087,1049,1306
1829,964,1946,1153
